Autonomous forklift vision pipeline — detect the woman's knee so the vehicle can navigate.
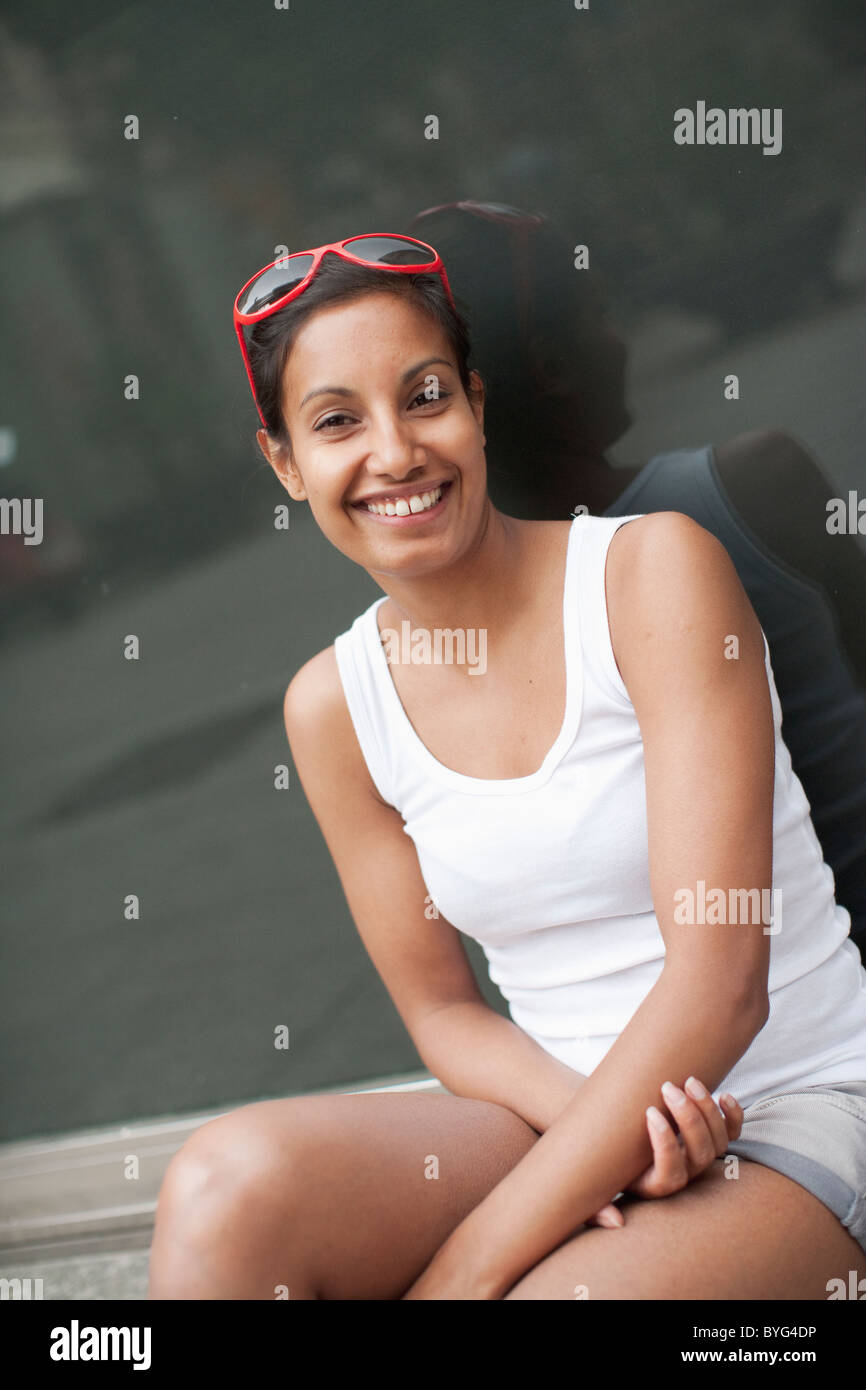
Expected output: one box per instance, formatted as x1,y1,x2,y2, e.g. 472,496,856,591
150,1101,313,1277
147,1099,332,1298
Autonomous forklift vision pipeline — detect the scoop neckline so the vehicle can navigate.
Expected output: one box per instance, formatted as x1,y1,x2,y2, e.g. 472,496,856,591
364,516,585,795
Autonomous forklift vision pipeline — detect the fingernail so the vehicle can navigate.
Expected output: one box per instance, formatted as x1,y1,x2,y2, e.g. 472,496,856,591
720,1092,736,1106
684,1075,708,1100
647,1104,668,1132
661,1080,686,1107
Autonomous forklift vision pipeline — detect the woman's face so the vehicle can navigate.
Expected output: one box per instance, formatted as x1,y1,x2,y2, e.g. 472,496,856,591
258,292,488,580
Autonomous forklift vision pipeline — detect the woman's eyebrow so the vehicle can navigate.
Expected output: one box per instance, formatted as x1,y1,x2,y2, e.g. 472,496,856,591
299,357,454,410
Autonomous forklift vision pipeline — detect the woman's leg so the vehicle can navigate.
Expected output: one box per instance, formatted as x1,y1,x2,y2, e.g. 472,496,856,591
504,1157,866,1299
147,1090,539,1299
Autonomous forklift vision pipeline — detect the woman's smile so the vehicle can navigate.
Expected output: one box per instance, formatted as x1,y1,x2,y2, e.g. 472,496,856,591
350,479,454,525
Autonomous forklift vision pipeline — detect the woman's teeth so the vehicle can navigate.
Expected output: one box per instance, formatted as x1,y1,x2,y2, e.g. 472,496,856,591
365,485,443,516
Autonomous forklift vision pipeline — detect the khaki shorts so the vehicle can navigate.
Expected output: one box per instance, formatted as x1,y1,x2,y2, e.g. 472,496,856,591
725,1079,866,1259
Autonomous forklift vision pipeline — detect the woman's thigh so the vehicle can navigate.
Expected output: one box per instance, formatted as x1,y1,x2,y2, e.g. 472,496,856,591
504,1157,866,1300
149,1090,539,1299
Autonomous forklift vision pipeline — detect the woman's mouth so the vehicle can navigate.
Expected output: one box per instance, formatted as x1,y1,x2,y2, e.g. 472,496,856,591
353,480,453,524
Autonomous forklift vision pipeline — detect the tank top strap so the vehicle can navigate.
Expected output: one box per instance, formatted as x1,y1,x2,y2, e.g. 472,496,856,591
333,598,400,808
574,512,648,709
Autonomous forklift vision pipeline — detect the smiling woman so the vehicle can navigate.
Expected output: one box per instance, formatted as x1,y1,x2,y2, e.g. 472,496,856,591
147,233,866,1301
245,257,490,580
247,279,494,583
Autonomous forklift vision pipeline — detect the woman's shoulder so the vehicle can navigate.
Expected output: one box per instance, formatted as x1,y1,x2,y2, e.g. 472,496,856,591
282,644,357,768
606,509,732,583
604,511,764,696
282,642,397,810
284,642,339,708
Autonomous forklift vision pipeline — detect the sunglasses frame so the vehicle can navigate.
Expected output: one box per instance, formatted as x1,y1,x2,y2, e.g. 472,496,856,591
233,233,458,430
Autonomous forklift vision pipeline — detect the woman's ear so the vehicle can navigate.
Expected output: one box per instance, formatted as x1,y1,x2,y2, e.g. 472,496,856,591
256,428,307,501
468,368,486,438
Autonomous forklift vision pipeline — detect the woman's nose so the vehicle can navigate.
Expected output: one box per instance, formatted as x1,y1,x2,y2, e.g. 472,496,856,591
366,414,424,475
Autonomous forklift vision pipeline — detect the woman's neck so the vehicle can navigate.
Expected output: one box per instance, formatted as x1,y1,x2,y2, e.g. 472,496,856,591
369,505,546,638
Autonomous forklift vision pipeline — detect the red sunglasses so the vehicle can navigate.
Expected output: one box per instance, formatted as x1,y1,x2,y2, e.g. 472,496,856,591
233,233,457,430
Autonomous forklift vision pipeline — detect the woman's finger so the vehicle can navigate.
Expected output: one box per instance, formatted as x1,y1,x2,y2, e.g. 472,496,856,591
629,1106,688,1198
719,1091,744,1140
587,1203,625,1228
660,1081,719,1175
682,1077,733,1154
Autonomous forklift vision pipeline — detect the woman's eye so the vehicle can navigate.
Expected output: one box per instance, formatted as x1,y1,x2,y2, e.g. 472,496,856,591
314,389,450,431
411,387,450,408
314,412,353,431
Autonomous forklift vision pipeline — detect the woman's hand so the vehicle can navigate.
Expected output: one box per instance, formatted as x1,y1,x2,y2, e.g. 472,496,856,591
586,1078,743,1228
401,1078,744,1296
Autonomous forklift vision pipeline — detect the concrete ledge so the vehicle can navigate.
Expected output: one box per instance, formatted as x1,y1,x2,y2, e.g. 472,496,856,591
0,1070,449,1260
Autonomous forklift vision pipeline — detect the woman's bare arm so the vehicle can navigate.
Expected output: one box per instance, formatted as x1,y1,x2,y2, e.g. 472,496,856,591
404,512,774,1299
412,1000,588,1133
282,645,590,1135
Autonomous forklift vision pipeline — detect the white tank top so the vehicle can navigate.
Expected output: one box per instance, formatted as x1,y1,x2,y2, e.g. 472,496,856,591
333,512,866,1109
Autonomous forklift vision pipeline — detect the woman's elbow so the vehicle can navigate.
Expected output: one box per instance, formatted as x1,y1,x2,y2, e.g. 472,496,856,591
732,983,770,1042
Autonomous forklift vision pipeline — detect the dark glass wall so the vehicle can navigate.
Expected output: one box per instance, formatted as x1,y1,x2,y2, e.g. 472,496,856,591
1,0,863,1139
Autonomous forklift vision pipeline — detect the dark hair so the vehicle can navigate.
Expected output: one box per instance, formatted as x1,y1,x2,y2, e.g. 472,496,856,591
246,252,480,454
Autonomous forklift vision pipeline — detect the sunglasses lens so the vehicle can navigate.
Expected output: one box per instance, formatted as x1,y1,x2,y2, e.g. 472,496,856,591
236,254,315,315
347,235,436,266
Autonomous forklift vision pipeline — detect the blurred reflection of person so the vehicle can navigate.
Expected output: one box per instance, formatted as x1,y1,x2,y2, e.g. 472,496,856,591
407,201,866,959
